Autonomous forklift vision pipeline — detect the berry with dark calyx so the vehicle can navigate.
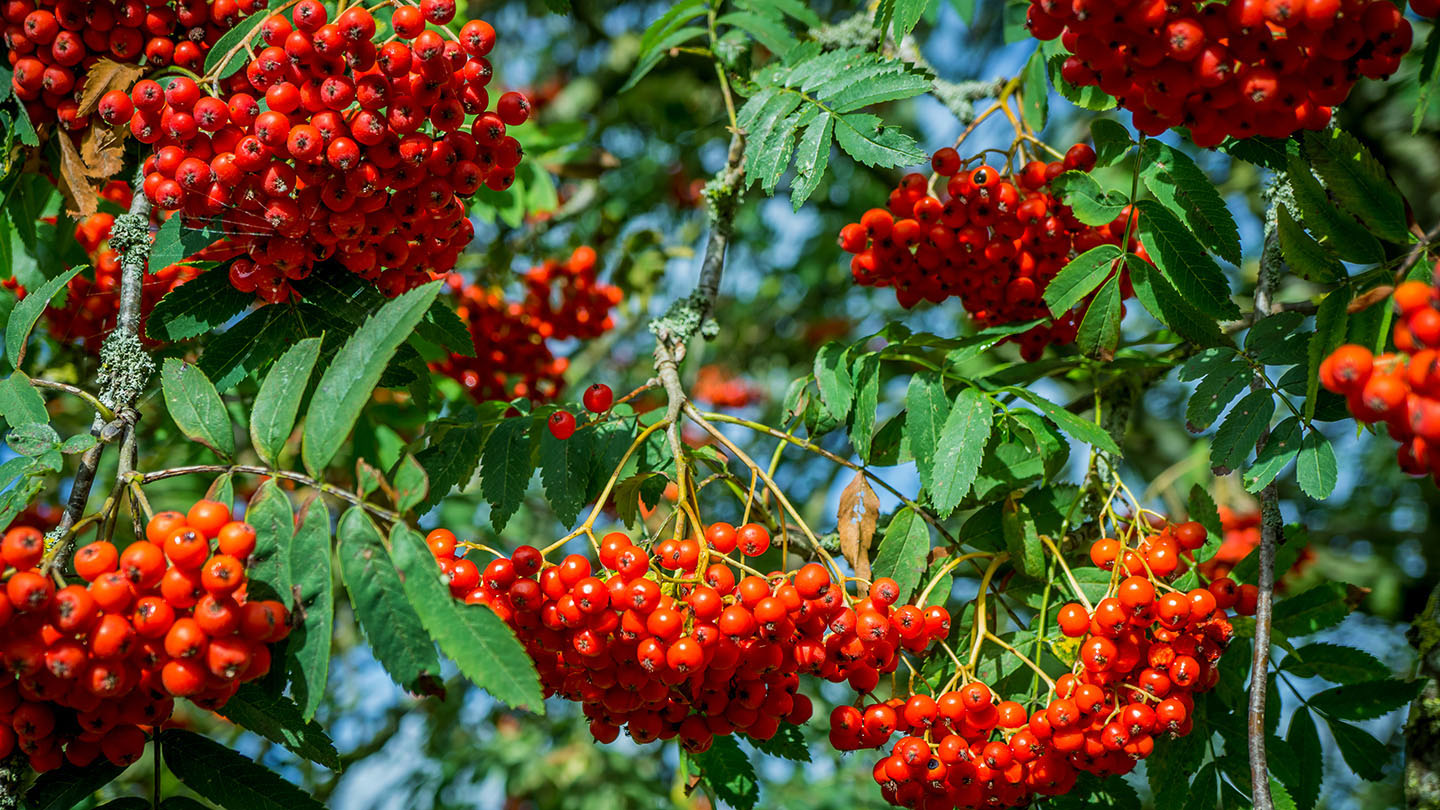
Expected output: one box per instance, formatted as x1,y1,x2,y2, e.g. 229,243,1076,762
583,383,614,413
548,410,577,440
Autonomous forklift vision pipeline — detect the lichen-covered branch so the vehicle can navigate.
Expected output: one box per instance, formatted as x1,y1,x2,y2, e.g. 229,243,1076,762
44,176,154,572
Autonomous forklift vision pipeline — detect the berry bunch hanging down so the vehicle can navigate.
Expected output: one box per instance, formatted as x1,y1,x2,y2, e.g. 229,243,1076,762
838,144,1144,361
1321,276,1440,479
850,520,1250,810
424,522,952,752
433,247,623,404
94,1,532,303
4,0,261,131
0,501,288,774
1026,0,1413,144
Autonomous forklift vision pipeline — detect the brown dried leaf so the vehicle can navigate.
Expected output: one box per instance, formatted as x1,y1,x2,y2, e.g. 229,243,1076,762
55,134,98,219
75,59,146,118
80,126,125,180
837,470,878,581
1348,285,1392,313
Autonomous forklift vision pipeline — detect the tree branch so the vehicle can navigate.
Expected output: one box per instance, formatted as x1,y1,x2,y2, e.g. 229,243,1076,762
45,177,154,573
1246,211,1286,810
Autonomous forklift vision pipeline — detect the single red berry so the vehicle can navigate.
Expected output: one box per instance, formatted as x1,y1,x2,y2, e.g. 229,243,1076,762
548,410,577,440
582,383,613,413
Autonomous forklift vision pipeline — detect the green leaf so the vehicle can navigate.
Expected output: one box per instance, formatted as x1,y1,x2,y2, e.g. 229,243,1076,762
695,735,759,810
199,305,302,392
162,730,324,810
1147,722,1206,809
741,723,811,762
302,281,440,475
1126,254,1228,347
635,0,707,62
7,421,58,456
220,684,341,769
928,387,994,517
827,68,932,115
813,341,853,422
481,416,534,532
1050,172,1126,227
1209,389,1275,472
1135,200,1240,320
1241,417,1301,492
1002,496,1044,578
906,371,950,490
1310,678,1425,722
1245,311,1308,365
871,507,931,602
1285,155,1384,264
149,215,225,273
1005,386,1122,455
1182,762,1220,810
1287,707,1323,810
1076,275,1122,358
243,479,294,603
93,800,150,810
1272,582,1351,637
160,358,234,459
849,352,881,462
1281,642,1389,683
833,112,927,168
58,433,95,454
1325,718,1389,781
718,11,797,57
1186,359,1249,432
147,266,253,342
1089,119,1132,167
335,507,440,694
789,110,834,210
390,524,543,709
22,763,126,810
204,6,271,77
6,263,84,369
1276,205,1343,283
393,453,429,514
415,297,474,357
0,371,46,426
1303,128,1409,245
539,419,589,526
249,338,321,468
1020,48,1048,132
743,0,820,27
285,498,333,720
160,799,212,810
1045,245,1122,317
415,421,486,514
1416,24,1440,134
1140,139,1242,265
1295,429,1337,499
740,92,804,194
1306,288,1350,420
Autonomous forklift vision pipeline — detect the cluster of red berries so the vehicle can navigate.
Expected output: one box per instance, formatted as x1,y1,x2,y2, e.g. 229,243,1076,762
0,500,289,773
426,522,951,752
1027,0,1412,145
1320,278,1440,479
850,521,1249,809
1202,505,1313,581
838,145,1143,361
434,247,623,405
4,0,260,131
93,1,530,303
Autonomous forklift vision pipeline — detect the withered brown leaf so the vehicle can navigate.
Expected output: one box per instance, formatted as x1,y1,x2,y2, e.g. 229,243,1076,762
837,470,878,581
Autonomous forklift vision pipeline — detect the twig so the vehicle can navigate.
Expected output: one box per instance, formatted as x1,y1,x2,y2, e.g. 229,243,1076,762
136,465,404,525
29,378,114,421
1395,220,1440,284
